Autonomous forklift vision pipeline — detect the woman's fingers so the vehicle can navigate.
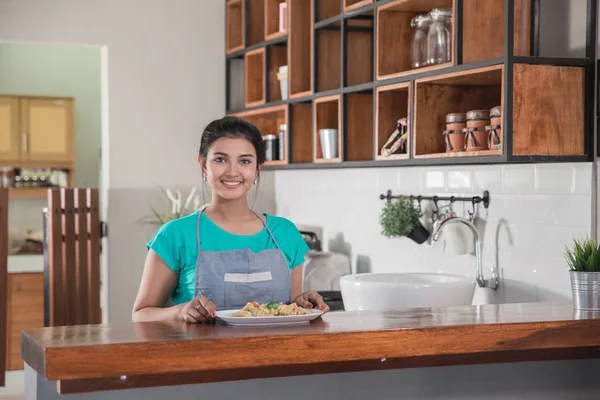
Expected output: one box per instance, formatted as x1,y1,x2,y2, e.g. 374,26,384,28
188,306,206,322
196,296,217,321
305,290,329,312
184,311,201,324
293,295,313,308
198,296,217,318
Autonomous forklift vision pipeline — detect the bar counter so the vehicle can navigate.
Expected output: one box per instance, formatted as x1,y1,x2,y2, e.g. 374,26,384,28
21,302,600,399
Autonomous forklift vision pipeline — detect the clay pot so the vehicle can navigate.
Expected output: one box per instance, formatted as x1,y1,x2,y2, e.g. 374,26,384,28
465,109,490,151
487,105,502,150
444,113,466,153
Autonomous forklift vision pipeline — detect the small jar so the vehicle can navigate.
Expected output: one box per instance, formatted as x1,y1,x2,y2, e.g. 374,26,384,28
486,106,502,150
263,134,279,162
443,113,466,153
464,109,490,151
410,14,432,69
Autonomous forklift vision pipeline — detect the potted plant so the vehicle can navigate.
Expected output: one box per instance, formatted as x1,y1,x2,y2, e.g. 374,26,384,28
565,236,600,310
379,196,430,244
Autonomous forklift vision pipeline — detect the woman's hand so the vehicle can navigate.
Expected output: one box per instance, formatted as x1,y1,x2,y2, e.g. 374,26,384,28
293,290,330,313
180,295,217,324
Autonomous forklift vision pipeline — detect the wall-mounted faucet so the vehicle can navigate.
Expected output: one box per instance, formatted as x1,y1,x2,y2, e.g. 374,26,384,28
432,216,499,290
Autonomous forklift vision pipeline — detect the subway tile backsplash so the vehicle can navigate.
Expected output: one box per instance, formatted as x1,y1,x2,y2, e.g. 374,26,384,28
274,163,594,305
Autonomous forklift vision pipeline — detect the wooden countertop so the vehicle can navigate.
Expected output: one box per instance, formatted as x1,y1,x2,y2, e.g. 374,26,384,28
21,302,600,394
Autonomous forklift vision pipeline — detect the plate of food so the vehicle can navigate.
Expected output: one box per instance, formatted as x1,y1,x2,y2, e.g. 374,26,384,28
216,301,323,327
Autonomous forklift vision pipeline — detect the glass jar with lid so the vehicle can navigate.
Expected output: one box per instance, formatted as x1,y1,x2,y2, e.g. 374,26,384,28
427,7,453,66
410,14,432,69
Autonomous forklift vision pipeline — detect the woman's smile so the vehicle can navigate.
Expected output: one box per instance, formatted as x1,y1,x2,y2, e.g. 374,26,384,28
221,180,243,188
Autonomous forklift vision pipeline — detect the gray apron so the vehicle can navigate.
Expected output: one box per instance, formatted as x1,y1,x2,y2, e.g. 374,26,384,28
194,209,292,310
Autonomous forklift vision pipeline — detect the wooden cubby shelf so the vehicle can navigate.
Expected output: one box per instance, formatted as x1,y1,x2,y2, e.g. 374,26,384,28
316,24,342,92
376,82,410,161
267,44,288,102
231,104,289,167
225,0,595,170
265,0,288,40
290,102,313,163
317,0,342,22
346,92,374,162
346,11,374,87
377,0,455,80
314,95,342,163
245,48,266,107
226,0,244,54
414,64,504,159
288,0,313,98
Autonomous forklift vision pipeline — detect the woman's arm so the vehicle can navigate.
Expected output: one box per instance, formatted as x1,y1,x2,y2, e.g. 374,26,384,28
291,265,304,301
132,249,184,323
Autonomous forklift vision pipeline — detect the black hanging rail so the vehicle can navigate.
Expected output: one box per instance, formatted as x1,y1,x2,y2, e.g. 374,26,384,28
379,190,490,209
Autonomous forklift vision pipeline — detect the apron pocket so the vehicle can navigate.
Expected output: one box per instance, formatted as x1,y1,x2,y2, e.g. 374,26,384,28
224,271,274,308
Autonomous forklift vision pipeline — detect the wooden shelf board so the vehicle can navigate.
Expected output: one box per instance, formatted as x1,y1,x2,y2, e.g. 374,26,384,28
416,63,504,85
265,31,287,41
376,154,409,161
379,0,453,13
415,149,503,159
377,62,454,81
314,157,342,163
264,160,288,167
344,0,374,13
8,188,55,199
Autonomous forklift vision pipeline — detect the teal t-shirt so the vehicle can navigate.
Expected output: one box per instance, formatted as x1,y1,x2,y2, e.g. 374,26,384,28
146,211,310,305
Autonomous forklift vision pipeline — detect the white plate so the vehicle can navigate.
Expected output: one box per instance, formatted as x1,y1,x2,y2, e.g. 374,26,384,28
216,308,323,327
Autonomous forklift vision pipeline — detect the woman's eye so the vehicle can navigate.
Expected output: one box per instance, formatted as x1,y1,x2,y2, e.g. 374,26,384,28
214,157,225,163
240,159,251,165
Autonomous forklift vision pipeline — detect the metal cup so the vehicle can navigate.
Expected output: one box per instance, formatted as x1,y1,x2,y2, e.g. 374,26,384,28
319,129,338,159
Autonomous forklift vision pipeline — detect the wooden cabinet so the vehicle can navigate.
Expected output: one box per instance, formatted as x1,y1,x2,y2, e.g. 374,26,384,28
0,97,20,162
0,95,74,166
5,272,44,370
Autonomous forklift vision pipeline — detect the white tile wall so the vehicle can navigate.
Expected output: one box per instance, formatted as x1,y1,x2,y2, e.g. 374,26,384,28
275,163,594,305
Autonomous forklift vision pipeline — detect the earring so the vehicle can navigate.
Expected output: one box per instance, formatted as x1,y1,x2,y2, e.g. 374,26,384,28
253,178,257,185
203,174,207,182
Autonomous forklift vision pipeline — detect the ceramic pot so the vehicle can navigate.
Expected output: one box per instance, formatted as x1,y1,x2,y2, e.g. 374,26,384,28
465,109,490,151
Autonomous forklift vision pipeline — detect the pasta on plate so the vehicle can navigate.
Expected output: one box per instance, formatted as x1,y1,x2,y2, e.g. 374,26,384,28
232,301,314,317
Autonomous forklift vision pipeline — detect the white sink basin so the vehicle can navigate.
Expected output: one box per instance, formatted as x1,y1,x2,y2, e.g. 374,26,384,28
340,272,476,311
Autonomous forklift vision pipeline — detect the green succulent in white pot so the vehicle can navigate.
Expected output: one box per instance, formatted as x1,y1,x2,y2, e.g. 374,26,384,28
565,236,600,311
379,196,430,244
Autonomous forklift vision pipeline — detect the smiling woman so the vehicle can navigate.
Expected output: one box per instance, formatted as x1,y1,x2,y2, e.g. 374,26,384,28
132,117,330,324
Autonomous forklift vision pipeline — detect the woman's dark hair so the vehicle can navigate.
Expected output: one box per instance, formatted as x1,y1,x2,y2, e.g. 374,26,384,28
199,116,265,167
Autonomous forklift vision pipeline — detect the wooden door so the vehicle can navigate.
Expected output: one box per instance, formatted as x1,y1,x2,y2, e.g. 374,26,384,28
0,189,8,386
47,188,101,326
0,97,20,162
20,98,74,163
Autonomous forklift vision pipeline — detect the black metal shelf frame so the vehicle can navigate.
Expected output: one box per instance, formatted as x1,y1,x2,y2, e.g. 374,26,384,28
225,0,598,170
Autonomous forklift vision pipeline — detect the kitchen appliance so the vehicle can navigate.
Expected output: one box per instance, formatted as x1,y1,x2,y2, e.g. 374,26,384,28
300,231,351,311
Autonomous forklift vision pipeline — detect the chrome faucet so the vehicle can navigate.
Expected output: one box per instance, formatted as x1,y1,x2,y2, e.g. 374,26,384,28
432,216,499,290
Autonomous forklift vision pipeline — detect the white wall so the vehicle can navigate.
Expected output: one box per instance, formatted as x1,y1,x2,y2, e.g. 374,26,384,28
276,163,592,304
0,0,228,323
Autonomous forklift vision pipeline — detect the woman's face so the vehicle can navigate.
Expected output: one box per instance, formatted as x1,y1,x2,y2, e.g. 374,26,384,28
201,136,258,201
